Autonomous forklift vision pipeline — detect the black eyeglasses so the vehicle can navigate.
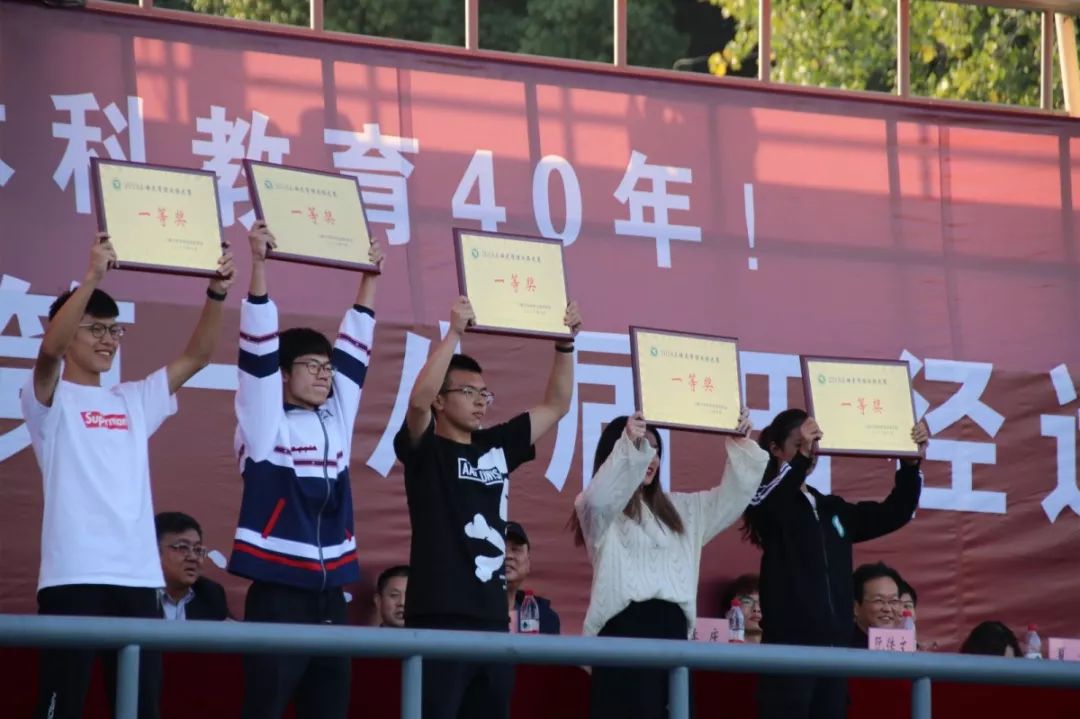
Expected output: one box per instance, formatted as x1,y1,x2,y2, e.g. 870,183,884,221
292,360,334,377
441,386,495,406
164,542,208,559
78,322,126,340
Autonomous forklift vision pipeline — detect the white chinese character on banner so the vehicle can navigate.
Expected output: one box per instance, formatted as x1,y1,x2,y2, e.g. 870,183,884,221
902,351,1006,514
367,321,461,477
739,350,831,494
52,94,145,214
545,331,671,493
1040,363,1079,522
367,330,433,477
0,276,134,463
192,106,290,230
324,124,419,246
613,151,701,269
0,105,13,187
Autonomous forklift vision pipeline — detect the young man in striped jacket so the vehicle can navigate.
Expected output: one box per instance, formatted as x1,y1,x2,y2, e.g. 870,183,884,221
229,220,381,719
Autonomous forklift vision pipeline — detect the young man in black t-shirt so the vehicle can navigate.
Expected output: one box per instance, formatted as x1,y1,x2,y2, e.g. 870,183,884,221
394,295,581,719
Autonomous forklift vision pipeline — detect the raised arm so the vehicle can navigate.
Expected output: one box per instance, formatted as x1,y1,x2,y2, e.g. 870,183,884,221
527,301,582,444
574,412,654,550
328,240,383,448
847,421,928,543
687,410,771,543
33,233,115,406
165,244,236,394
235,223,283,462
748,417,822,518
404,297,473,446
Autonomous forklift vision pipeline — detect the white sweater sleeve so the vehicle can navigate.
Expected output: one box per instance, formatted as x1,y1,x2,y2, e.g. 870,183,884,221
574,433,656,554
681,436,770,545
236,297,284,462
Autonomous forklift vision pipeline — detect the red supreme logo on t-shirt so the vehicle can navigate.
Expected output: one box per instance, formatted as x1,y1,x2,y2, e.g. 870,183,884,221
80,411,129,430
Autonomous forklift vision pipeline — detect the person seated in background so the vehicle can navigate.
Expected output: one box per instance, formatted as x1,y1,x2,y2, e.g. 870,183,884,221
851,562,904,648
155,512,229,621
898,578,917,623
720,573,762,644
961,621,1022,657
374,565,409,628
505,521,560,634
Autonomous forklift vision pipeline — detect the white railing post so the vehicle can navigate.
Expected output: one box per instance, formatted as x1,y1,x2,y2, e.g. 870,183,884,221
613,0,627,66
465,0,479,50
897,0,910,96
758,0,771,81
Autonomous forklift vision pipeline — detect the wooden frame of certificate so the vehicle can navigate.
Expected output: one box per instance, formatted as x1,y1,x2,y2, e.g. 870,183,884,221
630,326,745,435
801,355,920,458
244,160,379,273
453,229,573,341
91,158,224,278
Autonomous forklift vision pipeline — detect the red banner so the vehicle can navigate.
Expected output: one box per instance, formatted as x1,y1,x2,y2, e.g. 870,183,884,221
1,1,1079,650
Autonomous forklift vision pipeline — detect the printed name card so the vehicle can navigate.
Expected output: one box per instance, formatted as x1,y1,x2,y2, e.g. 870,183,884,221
691,617,730,643
868,627,916,653
1048,637,1080,660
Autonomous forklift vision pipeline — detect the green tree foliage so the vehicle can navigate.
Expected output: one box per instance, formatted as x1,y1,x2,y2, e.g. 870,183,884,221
708,0,1063,108
178,0,686,69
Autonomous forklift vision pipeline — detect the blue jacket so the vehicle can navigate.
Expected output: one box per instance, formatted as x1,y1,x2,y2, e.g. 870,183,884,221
228,295,374,590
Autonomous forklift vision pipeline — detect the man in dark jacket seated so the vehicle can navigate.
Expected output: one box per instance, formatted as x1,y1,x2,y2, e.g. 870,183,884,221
505,521,560,634
155,512,229,621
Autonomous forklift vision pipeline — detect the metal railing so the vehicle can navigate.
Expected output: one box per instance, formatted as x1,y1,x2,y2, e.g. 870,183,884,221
3,614,1080,719
92,0,1080,115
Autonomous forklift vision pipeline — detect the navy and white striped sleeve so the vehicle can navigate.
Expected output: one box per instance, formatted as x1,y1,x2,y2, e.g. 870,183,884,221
236,295,283,462
328,304,375,445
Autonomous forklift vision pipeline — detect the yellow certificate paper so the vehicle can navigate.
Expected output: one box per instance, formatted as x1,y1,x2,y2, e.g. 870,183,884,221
455,230,571,340
631,328,743,434
245,160,377,272
802,356,919,457
92,159,223,277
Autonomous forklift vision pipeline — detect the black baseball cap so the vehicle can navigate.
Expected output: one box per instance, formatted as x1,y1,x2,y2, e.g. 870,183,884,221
506,521,529,547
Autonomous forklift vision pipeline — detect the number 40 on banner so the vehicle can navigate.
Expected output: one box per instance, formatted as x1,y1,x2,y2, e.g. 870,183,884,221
452,150,582,246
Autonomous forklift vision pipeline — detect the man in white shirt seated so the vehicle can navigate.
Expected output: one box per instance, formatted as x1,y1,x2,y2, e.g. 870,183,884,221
156,512,229,621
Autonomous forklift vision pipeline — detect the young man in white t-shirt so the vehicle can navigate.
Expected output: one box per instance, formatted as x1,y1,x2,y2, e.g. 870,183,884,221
21,232,235,719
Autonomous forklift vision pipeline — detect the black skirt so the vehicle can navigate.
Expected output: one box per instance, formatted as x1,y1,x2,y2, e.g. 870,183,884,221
590,599,690,719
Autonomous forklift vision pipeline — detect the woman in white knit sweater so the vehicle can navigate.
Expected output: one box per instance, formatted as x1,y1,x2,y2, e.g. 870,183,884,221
571,410,769,719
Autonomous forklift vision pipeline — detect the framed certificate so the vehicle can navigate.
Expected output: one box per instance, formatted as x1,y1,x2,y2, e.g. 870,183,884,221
244,160,378,273
630,327,744,435
454,229,572,340
801,356,919,458
91,159,224,277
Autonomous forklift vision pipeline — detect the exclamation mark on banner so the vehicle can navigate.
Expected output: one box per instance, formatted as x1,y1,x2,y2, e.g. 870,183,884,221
744,182,758,270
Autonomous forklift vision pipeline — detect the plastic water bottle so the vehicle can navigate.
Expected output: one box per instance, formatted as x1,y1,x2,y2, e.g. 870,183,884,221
727,599,745,643
1023,624,1042,659
900,609,916,633
519,590,540,634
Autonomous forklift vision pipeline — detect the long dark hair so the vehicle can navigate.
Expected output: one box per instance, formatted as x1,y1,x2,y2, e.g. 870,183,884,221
960,621,1022,657
568,416,685,546
740,408,808,547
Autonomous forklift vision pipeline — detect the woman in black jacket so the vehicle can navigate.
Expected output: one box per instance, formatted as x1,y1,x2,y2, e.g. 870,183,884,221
742,409,928,719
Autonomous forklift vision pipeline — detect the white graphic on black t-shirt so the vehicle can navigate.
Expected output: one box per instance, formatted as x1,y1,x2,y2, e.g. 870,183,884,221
464,513,506,582
457,447,511,582
457,457,504,485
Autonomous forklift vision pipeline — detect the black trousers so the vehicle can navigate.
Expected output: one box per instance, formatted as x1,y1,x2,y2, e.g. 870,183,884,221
240,581,350,719
406,614,514,719
589,599,690,719
34,584,163,719
757,674,848,719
